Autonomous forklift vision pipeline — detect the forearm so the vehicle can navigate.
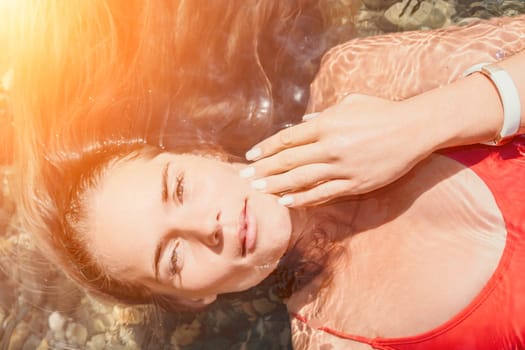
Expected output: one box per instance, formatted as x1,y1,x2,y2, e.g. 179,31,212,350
309,15,525,112
409,49,525,152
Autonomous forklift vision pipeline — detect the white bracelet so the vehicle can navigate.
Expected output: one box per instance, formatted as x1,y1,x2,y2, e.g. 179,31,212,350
463,63,521,145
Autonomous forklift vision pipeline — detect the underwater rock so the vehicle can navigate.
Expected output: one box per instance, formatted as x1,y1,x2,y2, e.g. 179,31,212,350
65,322,88,346
242,301,258,320
170,319,202,347
21,335,41,350
123,340,140,350
252,298,277,315
112,305,144,325
382,0,454,30
90,314,114,334
118,326,137,344
53,329,65,341
362,0,400,10
35,339,48,350
280,327,292,348
86,334,106,350
48,311,66,333
7,321,29,350
85,296,112,315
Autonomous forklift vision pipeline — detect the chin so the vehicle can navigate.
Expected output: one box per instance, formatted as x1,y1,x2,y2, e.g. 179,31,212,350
241,261,280,292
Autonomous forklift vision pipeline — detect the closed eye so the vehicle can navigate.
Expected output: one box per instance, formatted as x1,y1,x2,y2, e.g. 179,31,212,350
169,241,183,275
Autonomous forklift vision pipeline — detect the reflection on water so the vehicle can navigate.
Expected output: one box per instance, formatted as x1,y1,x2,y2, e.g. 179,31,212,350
1,1,525,349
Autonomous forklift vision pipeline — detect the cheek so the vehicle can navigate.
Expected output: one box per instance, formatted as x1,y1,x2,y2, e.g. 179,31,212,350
182,247,265,294
257,197,292,247
219,265,272,294
179,246,232,292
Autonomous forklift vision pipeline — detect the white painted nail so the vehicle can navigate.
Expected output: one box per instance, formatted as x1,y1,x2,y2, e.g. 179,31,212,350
278,195,294,206
239,167,255,178
302,112,320,121
245,148,262,161
251,179,267,190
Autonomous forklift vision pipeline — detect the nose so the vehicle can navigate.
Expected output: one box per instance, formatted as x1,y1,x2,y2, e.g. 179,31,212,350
196,220,221,247
170,209,222,247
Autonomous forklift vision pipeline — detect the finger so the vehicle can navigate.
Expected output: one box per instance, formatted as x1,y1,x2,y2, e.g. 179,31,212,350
302,112,320,121
251,163,334,194
278,180,352,207
245,119,321,161
245,142,332,179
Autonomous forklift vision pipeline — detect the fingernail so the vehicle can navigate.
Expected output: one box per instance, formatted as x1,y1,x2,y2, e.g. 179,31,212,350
251,179,267,190
239,167,255,178
302,112,320,121
245,148,261,161
278,195,294,206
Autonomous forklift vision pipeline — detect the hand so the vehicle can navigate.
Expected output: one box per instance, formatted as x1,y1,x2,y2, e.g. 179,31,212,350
240,94,434,207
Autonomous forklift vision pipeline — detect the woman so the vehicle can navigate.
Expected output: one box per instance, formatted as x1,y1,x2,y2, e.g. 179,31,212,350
64,117,524,349
7,2,525,349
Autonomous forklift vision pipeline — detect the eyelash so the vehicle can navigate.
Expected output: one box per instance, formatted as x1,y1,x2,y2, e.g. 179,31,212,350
175,173,185,204
169,241,182,275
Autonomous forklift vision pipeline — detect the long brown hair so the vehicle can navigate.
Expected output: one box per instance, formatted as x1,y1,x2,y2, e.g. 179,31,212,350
6,0,356,308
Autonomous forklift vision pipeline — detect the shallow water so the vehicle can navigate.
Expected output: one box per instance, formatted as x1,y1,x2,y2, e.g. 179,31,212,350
1,1,525,349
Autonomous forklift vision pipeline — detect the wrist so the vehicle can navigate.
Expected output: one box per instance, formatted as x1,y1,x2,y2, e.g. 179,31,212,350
399,98,440,159
407,72,505,152
463,63,521,145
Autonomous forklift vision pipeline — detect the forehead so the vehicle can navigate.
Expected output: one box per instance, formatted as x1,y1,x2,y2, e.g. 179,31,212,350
86,155,163,277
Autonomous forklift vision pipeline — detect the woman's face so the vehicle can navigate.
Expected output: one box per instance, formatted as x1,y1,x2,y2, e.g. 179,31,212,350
86,152,293,303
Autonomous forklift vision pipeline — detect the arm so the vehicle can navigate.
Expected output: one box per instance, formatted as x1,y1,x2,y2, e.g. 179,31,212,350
242,16,525,206
308,15,525,150
309,15,525,109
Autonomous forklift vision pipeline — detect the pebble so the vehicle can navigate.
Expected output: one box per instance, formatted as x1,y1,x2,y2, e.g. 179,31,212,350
242,301,258,320
22,335,41,350
85,296,113,315
90,314,114,333
7,321,29,350
280,328,292,348
362,0,399,10
54,330,65,341
112,305,144,325
123,340,140,350
36,339,49,350
105,331,121,344
65,322,88,345
48,311,66,332
252,298,277,315
118,326,136,344
86,334,106,350
0,307,5,325
382,0,451,31
171,319,202,347
255,318,266,337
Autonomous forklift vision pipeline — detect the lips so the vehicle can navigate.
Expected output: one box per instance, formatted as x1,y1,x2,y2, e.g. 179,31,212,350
238,199,248,256
238,198,257,256
244,200,257,253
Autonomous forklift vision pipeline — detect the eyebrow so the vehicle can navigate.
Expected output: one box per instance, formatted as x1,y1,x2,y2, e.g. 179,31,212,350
162,161,169,203
153,239,164,282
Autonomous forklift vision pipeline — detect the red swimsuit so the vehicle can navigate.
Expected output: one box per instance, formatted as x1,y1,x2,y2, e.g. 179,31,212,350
294,136,525,349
